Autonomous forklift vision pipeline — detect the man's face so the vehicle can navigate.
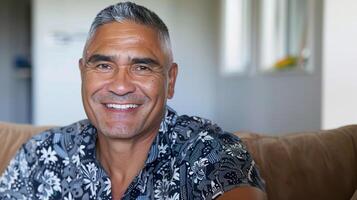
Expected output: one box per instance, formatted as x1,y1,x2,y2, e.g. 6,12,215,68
79,21,177,140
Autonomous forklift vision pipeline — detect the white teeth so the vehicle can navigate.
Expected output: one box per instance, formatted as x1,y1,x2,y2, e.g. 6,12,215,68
106,104,139,110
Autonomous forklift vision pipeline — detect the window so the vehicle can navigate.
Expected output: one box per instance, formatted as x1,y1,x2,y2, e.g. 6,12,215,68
221,0,317,75
221,0,250,74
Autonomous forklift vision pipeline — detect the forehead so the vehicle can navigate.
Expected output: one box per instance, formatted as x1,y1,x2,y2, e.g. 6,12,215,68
84,21,165,61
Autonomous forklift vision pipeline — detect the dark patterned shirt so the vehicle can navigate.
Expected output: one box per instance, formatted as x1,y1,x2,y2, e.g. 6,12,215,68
0,107,264,200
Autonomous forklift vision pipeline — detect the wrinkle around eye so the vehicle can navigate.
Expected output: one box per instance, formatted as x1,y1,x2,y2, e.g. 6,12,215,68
131,64,165,76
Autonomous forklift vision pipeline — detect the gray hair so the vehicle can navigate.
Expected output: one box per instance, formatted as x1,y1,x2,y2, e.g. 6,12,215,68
86,1,173,63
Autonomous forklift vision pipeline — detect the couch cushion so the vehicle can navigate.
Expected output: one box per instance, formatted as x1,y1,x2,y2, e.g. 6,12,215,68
0,122,52,175
237,125,357,200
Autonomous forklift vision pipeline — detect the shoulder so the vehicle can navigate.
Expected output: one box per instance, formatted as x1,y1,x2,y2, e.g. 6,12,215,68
172,114,243,153
15,119,95,168
171,114,265,199
0,120,95,198
25,119,93,152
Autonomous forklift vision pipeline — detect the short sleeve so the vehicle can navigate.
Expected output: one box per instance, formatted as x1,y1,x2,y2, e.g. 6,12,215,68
184,130,265,199
215,133,265,192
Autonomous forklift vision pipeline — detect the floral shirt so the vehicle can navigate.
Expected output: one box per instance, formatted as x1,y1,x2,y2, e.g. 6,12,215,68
0,107,264,200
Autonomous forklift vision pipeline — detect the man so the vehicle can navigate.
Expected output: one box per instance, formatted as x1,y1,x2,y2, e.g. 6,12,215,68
0,2,265,199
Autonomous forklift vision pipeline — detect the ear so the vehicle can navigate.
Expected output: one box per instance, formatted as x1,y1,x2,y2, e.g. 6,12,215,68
167,62,178,99
78,58,86,80
79,58,84,71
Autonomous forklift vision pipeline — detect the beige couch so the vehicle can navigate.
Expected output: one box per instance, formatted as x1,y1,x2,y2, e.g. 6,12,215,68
1,121,357,200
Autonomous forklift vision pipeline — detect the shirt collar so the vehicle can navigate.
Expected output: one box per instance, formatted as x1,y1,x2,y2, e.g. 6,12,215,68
145,105,178,164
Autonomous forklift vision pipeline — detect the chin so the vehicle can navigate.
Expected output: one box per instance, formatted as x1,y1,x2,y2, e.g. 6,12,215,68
98,123,140,140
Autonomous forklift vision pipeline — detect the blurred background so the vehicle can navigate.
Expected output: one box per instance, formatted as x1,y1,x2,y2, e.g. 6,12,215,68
0,0,356,135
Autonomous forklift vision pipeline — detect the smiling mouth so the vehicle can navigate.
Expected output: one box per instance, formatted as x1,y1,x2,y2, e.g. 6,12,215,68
105,103,140,110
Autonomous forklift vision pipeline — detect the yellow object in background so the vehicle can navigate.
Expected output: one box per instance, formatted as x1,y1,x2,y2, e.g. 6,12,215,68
273,56,298,70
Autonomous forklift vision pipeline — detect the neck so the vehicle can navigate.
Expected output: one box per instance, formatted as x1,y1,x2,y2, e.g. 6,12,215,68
96,129,158,199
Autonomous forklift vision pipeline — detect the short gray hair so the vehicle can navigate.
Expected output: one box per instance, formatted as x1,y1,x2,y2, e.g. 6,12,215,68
86,1,173,62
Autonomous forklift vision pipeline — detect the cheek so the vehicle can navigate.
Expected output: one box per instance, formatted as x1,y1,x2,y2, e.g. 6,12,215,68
83,74,108,97
140,77,167,97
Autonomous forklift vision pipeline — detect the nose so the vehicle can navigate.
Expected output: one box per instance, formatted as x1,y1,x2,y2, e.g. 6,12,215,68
107,67,136,96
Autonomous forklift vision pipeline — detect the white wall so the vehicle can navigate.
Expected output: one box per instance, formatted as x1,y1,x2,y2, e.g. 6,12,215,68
32,0,217,125
322,0,357,129
215,74,322,135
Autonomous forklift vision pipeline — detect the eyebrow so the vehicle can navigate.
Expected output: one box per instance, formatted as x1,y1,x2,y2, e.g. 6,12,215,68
86,54,161,66
131,57,160,66
86,54,115,64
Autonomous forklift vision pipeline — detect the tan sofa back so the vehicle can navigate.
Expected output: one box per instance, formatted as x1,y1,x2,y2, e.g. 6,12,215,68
236,125,357,200
1,122,357,200
0,122,52,174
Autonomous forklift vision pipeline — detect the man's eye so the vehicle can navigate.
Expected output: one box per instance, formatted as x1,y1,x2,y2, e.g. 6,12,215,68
95,64,112,72
135,65,151,71
133,65,153,74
